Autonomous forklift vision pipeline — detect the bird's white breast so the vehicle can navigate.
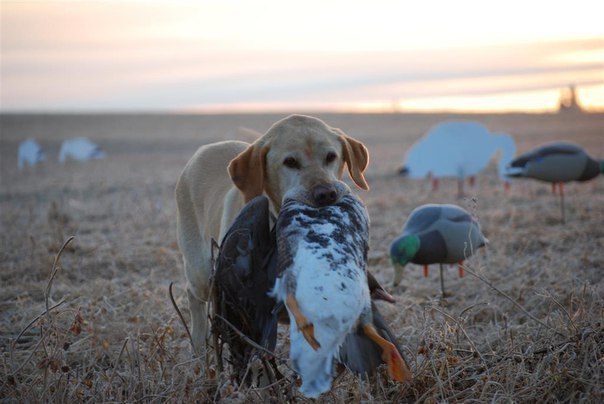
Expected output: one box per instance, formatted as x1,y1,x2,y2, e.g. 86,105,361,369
273,192,373,398
277,194,371,333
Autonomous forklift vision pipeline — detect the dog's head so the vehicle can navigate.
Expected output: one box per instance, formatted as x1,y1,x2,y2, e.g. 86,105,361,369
228,115,369,211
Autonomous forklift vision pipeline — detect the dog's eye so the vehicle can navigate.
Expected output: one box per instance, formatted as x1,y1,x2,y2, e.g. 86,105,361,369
325,152,337,165
283,156,300,169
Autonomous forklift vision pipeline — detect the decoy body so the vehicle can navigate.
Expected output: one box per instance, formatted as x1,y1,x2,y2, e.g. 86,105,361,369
505,142,603,222
390,204,488,296
17,138,45,169
272,188,411,398
58,137,106,163
400,121,516,196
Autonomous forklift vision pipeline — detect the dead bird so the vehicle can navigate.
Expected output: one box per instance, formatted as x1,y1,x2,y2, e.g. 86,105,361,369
213,196,280,385
272,184,412,398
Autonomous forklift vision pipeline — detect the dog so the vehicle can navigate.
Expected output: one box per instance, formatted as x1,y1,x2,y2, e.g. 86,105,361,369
175,114,369,357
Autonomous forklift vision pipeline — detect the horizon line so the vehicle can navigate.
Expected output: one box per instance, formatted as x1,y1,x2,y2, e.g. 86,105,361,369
2,105,604,116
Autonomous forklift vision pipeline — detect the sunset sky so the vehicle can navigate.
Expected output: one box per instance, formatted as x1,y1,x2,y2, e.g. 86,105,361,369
1,0,603,113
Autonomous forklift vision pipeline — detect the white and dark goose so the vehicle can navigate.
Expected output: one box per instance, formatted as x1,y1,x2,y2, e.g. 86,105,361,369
505,142,603,222
390,203,488,296
272,190,411,398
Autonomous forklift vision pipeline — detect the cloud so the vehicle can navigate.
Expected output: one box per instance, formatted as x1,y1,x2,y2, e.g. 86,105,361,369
1,0,602,111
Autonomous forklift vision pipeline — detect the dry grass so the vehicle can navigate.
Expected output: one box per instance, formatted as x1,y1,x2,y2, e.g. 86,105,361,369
1,112,603,402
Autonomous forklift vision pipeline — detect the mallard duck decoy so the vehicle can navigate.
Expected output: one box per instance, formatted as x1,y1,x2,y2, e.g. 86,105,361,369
505,142,603,222
390,203,488,297
272,187,412,398
400,121,516,196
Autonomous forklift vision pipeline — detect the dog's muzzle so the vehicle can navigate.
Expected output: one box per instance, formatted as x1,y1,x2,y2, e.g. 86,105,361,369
311,184,338,207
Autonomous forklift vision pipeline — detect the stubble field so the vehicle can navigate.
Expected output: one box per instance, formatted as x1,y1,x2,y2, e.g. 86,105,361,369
1,112,603,402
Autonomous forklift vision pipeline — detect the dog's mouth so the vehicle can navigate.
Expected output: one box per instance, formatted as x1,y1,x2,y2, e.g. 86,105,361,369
283,181,351,208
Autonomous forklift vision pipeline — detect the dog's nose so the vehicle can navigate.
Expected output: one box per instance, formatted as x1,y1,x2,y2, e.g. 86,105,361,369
312,184,338,206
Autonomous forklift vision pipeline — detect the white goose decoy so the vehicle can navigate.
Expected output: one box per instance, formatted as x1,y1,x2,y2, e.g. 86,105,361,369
400,121,516,196
505,142,603,222
390,204,488,296
58,137,106,163
272,184,411,398
18,139,45,169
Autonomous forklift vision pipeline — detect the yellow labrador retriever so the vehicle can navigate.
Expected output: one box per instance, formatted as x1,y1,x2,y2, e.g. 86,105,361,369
175,114,369,357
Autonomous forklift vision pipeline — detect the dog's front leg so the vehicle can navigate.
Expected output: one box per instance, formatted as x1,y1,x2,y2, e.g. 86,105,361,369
187,287,209,358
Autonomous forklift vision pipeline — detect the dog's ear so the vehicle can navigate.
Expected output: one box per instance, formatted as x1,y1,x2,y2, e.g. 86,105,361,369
228,143,270,202
337,131,370,190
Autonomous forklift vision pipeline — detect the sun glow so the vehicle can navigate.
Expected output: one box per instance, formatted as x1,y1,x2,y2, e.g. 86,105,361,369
1,0,603,112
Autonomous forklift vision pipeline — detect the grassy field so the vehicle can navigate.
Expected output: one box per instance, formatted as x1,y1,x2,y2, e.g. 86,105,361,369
1,112,603,402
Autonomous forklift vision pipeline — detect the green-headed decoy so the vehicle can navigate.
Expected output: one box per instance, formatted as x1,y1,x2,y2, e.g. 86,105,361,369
390,203,488,296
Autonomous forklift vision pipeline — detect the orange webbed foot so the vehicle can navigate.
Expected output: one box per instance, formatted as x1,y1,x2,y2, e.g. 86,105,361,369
300,322,321,350
382,341,413,383
363,323,413,383
287,293,321,350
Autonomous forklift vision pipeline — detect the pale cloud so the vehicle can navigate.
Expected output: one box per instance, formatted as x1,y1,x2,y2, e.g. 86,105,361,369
1,1,603,111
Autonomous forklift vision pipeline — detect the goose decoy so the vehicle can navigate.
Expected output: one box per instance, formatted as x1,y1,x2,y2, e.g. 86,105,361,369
272,185,412,398
505,142,603,223
17,138,45,169
400,121,516,196
214,193,406,392
58,137,106,163
390,203,488,297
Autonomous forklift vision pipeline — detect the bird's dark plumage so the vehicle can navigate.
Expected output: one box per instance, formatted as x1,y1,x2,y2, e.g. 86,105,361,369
214,194,407,389
413,230,448,265
506,142,602,183
338,302,406,378
509,143,579,169
213,196,279,381
505,142,603,222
